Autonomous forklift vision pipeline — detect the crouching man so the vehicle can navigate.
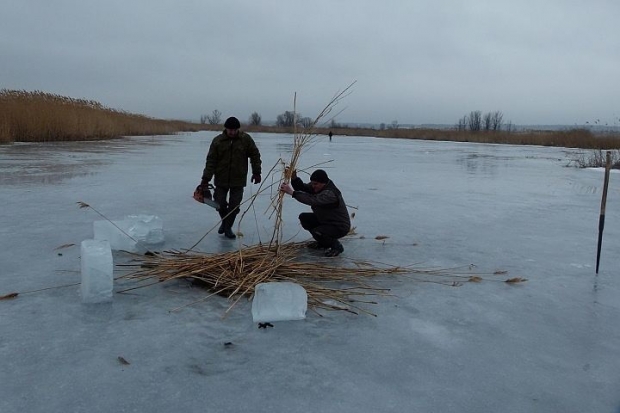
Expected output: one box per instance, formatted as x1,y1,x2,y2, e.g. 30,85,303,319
280,169,350,257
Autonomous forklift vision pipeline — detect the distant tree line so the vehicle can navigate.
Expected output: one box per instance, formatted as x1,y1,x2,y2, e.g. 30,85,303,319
379,120,399,130
198,103,365,129
198,107,518,133
274,111,316,128
456,110,514,132
199,109,336,128
200,109,262,126
200,109,222,125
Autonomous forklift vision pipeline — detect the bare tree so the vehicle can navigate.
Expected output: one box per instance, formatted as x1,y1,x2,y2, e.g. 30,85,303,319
379,123,386,130
457,115,468,131
299,117,313,128
483,112,492,131
468,110,482,131
491,111,504,131
388,120,399,129
248,112,261,126
276,111,296,127
200,114,208,124
206,109,222,125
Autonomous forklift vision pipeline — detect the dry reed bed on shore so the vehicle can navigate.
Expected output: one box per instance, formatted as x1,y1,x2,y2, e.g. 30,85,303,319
3,89,619,149
198,123,620,150
315,126,620,150
0,89,200,143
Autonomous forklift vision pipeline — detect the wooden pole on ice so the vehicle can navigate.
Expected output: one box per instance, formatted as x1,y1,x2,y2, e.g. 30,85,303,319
595,151,612,274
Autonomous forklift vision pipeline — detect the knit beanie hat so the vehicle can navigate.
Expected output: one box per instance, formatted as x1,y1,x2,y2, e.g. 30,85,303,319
310,169,329,183
224,117,241,129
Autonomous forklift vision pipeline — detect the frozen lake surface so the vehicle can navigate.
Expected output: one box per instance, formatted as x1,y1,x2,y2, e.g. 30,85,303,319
1,132,619,413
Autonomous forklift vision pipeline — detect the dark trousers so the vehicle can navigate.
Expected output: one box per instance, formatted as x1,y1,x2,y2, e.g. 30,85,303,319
299,212,347,248
214,186,244,228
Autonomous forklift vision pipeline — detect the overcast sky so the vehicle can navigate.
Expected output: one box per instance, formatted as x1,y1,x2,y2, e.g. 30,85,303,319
2,0,619,126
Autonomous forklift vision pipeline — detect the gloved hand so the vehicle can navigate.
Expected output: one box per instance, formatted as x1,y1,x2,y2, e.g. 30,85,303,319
251,174,261,184
193,185,204,203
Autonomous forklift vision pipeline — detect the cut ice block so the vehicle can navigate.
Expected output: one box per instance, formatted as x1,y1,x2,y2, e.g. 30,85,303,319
93,214,164,252
80,239,113,303
252,282,307,323
125,214,164,245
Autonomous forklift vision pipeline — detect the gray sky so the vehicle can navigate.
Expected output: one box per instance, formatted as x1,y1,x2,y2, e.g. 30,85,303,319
2,0,619,126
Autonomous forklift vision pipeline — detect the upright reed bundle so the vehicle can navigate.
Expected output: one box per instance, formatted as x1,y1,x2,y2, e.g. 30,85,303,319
269,83,356,249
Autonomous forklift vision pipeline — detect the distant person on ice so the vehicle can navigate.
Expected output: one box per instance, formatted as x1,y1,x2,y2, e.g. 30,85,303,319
197,116,262,239
279,169,350,257
328,131,333,141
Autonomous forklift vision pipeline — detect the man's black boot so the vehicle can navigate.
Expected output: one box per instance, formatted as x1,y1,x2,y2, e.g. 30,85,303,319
325,240,344,257
217,209,228,234
307,241,325,250
224,225,236,239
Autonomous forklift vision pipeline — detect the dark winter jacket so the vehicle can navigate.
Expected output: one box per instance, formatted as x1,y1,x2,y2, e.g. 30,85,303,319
201,131,261,187
291,177,351,233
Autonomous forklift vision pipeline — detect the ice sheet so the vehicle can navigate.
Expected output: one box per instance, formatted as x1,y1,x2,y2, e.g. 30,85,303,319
1,133,619,413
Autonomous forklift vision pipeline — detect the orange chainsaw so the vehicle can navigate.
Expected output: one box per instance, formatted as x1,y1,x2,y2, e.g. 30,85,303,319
193,183,220,210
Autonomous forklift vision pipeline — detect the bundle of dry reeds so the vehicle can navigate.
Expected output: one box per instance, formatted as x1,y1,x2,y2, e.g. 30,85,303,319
116,240,524,316
118,241,406,316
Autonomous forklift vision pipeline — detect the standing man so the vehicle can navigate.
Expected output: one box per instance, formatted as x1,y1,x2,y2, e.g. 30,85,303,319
280,169,350,257
198,116,262,239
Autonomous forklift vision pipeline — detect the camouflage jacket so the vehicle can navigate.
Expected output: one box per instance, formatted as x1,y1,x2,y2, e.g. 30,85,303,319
201,131,261,187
